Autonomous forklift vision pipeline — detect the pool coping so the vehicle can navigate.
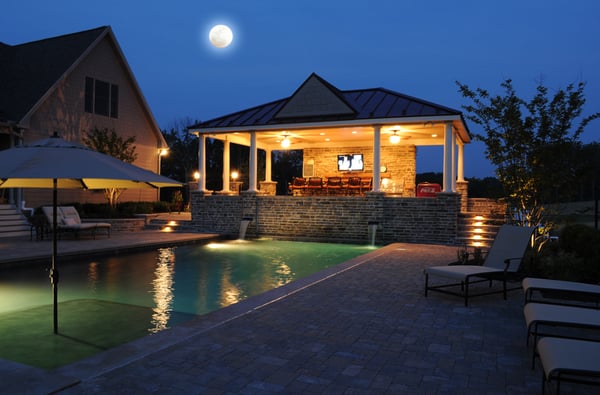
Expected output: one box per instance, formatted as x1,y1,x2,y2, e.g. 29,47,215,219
2,242,392,394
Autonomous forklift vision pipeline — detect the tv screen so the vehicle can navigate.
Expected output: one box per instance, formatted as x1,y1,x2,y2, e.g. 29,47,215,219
337,154,364,171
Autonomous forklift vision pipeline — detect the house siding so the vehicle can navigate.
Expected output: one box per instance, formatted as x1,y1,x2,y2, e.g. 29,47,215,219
21,36,162,207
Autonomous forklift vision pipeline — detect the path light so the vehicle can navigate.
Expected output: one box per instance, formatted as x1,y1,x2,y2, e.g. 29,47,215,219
193,171,200,181
231,170,239,181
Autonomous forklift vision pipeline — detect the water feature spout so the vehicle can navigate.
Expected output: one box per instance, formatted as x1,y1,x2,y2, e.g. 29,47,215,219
239,216,253,240
368,221,379,246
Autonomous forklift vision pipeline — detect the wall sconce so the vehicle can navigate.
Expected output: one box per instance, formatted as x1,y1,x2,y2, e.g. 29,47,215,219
158,148,169,156
389,130,400,144
280,133,291,148
231,170,239,181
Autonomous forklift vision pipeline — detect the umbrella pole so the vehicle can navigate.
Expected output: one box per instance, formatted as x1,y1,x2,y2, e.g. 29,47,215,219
50,179,59,334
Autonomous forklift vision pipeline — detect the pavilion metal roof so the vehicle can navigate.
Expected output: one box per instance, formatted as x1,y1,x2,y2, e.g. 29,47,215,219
190,73,464,129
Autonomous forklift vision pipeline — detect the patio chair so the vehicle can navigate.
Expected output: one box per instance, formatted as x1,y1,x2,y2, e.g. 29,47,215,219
306,177,324,195
537,337,600,395
289,177,307,195
522,278,600,308
325,176,343,195
424,224,534,306
524,303,600,368
346,176,362,195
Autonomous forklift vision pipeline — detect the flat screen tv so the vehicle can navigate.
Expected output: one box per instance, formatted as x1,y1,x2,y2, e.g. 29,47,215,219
337,154,364,172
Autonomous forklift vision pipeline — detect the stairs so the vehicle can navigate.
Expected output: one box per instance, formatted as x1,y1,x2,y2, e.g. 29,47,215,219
457,212,505,249
0,204,31,238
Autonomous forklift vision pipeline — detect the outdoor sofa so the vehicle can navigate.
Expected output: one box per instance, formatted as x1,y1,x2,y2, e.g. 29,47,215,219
42,206,111,239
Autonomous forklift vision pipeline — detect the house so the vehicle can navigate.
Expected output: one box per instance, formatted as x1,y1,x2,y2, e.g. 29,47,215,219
187,73,503,245
0,26,168,208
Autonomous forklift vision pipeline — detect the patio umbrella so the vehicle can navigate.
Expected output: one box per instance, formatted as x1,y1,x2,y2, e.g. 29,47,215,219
0,133,182,334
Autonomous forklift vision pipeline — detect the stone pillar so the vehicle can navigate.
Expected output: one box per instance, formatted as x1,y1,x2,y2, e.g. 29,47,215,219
456,180,469,213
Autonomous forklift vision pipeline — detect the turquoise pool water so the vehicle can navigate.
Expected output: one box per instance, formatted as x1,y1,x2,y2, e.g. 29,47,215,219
0,239,375,333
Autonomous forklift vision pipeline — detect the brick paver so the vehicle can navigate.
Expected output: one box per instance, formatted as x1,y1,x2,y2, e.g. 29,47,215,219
1,237,595,394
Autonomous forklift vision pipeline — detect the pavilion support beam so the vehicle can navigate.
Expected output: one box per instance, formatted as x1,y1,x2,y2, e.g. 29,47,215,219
197,134,208,192
442,122,456,192
372,124,381,192
457,142,465,182
265,148,272,182
248,131,258,192
222,139,231,193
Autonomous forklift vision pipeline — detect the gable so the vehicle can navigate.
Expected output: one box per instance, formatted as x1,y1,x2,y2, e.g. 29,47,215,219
274,73,356,119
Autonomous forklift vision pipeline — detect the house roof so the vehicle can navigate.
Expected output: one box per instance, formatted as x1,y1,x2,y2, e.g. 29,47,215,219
189,73,470,150
0,26,167,148
0,26,107,122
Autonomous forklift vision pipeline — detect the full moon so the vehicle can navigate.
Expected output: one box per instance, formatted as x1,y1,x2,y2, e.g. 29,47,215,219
209,24,233,48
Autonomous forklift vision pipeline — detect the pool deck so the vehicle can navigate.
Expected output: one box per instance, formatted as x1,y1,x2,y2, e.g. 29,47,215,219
0,221,592,394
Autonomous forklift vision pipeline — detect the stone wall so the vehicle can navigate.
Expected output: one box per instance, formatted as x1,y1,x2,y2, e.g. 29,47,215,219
191,191,460,245
303,145,417,197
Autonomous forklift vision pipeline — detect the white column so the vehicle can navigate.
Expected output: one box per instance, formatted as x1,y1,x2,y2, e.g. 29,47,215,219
197,134,207,192
265,149,272,182
223,139,231,193
457,142,465,182
248,131,258,192
372,125,381,192
442,122,454,192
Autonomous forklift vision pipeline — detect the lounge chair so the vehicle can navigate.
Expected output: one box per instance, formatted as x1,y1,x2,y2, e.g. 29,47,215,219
424,224,534,306
537,337,600,395
522,277,600,307
524,303,600,368
42,206,111,239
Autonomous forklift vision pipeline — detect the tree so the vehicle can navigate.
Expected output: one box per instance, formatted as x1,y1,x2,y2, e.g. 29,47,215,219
160,118,199,183
457,79,599,228
82,127,137,207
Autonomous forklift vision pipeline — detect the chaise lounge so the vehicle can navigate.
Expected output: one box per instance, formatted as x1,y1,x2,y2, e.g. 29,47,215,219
42,206,111,239
522,277,600,307
424,224,534,306
537,337,600,394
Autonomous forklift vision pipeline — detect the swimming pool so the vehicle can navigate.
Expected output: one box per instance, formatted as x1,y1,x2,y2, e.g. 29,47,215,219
0,239,376,333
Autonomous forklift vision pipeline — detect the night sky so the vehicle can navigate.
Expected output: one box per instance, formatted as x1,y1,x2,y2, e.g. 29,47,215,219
2,0,599,177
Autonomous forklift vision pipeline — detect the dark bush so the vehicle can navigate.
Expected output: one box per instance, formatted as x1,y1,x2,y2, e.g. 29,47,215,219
535,224,600,283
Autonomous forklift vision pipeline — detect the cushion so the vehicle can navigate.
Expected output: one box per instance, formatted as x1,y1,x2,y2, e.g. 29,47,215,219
62,217,78,226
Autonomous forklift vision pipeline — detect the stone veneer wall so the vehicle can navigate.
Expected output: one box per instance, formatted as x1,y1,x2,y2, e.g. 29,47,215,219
303,145,417,197
191,191,460,245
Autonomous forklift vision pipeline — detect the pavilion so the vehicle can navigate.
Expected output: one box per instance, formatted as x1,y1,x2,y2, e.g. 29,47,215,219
187,73,487,245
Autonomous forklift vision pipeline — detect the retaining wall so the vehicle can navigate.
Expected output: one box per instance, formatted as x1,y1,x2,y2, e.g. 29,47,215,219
191,191,460,245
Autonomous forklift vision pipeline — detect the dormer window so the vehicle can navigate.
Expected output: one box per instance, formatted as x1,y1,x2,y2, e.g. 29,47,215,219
84,77,119,118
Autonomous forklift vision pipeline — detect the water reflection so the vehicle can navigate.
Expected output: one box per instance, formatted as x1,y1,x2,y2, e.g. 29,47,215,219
149,248,175,333
87,262,99,293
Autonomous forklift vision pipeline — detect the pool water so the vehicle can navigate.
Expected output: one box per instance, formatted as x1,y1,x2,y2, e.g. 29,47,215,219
0,239,375,333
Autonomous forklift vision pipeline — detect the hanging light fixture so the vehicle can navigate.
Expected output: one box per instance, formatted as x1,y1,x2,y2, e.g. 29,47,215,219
280,133,291,148
389,130,401,144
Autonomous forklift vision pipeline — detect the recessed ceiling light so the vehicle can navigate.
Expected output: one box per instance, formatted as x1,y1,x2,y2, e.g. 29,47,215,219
352,131,357,134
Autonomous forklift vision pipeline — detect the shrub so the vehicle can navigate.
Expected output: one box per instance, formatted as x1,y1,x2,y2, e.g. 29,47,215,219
535,224,600,283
